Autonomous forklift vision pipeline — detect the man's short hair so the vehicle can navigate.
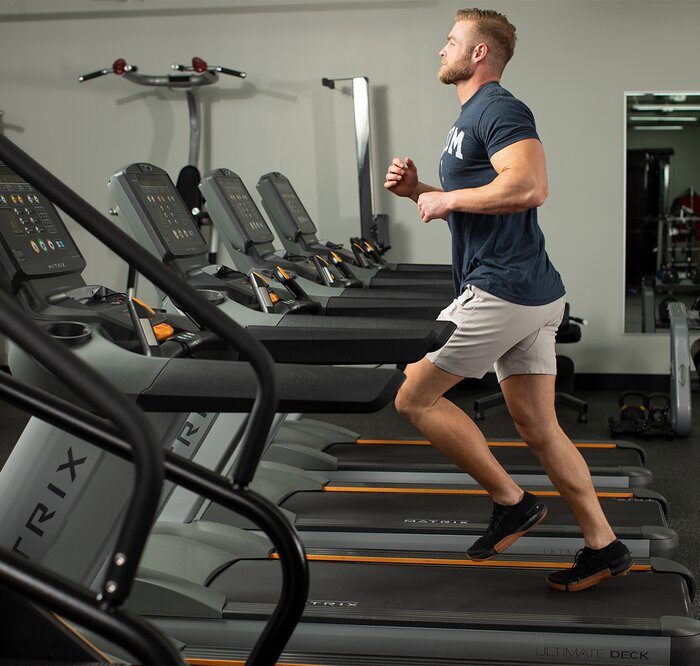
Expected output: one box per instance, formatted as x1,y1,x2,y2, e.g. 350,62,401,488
456,8,517,72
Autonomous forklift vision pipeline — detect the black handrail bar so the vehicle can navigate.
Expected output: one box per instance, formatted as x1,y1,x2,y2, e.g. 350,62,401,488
0,368,308,663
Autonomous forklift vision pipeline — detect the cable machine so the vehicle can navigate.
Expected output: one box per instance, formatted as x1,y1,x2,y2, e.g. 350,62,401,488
322,76,390,251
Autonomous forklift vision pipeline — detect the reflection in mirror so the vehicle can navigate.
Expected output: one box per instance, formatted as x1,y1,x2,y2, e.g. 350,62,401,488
625,92,700,333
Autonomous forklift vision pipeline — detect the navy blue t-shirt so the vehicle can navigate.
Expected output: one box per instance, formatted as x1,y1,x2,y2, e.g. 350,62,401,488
439,82,565,305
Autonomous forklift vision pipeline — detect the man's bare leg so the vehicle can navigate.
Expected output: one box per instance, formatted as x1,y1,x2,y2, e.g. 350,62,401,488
394,357,522,504
499,374,616,549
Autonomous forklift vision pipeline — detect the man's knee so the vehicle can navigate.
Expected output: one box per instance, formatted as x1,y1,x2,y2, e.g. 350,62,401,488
394,358,460,420
394,382,422,420
512,417,561,452
394,376,439,421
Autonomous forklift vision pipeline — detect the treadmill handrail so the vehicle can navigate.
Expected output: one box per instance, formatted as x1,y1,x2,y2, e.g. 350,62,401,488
0,291,181,665
0,549,182,665
0,135,273,486
0,367,308,665
0,135,301,666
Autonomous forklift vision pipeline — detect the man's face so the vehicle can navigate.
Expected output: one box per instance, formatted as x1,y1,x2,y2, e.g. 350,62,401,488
438,20,479,85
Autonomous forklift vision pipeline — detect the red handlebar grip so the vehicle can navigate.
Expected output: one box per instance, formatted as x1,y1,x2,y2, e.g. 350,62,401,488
192,57,208,73
112,58,128,75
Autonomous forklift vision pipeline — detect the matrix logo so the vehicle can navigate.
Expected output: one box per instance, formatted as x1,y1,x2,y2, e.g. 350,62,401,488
404,518,470,525
169,413,210,456
12,446,88,558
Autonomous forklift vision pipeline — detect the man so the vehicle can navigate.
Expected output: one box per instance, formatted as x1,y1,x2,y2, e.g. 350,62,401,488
384,8,632,591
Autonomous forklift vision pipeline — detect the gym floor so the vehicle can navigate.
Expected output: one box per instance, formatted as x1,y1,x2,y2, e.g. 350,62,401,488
1,375,698,618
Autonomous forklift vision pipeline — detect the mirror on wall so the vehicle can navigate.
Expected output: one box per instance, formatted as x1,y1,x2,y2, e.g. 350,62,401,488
625,91,700,333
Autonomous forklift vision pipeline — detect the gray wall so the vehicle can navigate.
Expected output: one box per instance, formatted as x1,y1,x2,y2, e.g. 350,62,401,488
2,0,699,374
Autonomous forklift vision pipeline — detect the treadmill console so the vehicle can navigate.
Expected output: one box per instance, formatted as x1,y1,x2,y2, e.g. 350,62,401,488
0,164,85,292
200,168,276,250
257,171,318,239
202,168,350,288
110,163,209,262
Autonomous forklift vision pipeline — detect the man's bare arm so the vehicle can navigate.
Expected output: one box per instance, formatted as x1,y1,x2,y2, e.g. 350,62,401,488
416,139,548,222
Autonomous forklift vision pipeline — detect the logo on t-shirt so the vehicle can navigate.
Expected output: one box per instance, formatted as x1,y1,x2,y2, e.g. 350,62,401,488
443,125,464,159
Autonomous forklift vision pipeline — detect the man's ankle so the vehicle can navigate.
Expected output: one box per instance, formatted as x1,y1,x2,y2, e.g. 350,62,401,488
584,534,618,550
492,489,525,507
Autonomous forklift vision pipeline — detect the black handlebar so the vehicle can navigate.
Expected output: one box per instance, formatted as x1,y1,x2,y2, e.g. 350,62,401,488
78,67,111,82
215,65,247,78
79,57,246,84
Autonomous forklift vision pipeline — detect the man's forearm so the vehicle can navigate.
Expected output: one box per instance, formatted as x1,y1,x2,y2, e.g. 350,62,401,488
445,169,547,215
409,181,443,203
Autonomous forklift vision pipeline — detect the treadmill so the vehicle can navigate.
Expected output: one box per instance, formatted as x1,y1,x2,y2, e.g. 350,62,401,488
198,167,455,308
257,170,454,286
111,163,451,323
0,141,697,666
257,170,455,288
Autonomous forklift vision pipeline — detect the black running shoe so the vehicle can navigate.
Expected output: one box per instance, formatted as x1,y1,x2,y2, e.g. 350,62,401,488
467,491,547,560
546,539,633,592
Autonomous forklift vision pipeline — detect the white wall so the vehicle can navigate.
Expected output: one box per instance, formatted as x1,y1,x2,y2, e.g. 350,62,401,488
1,0,699,374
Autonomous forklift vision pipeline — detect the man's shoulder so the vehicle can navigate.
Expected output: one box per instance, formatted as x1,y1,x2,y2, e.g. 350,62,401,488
481,84,530,110
477,86,535,128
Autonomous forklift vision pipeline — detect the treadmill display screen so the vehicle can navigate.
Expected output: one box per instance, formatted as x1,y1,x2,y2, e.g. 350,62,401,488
275,180,317,235
0,165,85,283
131,172,208,257
219,176,275,244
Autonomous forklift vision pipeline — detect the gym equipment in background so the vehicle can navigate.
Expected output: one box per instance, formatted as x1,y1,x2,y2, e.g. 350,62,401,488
111,162,452,324
321,75,389,250
79,56,246,292
615,300,695,439
257,170,453,286
320,74,452,272
199,167,454,315
609,392,675,440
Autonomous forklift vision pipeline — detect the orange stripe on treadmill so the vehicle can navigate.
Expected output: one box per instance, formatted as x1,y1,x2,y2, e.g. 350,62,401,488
269,552,651,571
187,661,324,666
323,486,633,499
356,439,617,449
52,614,113,663
356,439,431,445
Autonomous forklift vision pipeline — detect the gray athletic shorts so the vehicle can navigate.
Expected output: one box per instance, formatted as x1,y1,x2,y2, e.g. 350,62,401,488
425,285,566,382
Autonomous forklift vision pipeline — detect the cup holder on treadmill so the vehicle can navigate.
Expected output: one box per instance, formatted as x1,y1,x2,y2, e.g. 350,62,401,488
196,289,226,306
43,321,92,347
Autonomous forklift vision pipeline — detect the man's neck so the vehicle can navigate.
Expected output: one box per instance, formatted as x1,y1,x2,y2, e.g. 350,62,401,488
455,74,500,106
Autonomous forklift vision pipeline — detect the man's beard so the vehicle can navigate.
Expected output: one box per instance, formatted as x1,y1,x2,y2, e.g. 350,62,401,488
438,55,475,85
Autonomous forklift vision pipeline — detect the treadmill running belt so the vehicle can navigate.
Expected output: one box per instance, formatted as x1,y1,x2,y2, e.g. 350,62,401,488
211,559,691,626
326,443,642,470
281,492,665,534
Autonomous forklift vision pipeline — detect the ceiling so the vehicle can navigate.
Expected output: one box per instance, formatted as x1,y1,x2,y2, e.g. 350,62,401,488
626,92,700,132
